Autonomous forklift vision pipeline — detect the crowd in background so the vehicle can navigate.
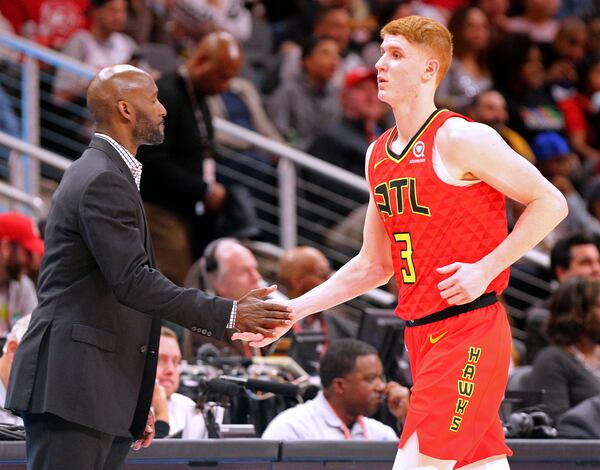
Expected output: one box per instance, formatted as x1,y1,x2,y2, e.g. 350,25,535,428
3,0,600,443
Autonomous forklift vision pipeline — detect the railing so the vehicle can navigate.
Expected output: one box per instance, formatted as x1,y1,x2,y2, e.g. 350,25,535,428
0,130,71,216
213,118,368,250
0,32,94,199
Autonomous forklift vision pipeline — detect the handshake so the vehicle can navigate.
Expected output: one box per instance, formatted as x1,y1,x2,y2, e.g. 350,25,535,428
229,285,295,347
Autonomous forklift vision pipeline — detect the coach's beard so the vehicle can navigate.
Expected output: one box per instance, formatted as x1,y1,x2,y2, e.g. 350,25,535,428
135,113,164,146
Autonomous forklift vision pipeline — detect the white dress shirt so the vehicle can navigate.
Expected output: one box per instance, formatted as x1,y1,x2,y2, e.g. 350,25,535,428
262,391,398,441
94,133,143,190
0,380,22,425
167,393,223,439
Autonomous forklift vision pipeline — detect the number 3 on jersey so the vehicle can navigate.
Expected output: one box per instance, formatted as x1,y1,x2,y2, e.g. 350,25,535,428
394,232,416,283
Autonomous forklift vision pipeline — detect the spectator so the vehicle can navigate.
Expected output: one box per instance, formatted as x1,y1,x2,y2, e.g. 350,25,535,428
171,0,251,44
0,314,31,425
267,36,341,149
505,0,560,44
587,180,600,224
265,6,363,94
587,16,600,56
530,276,600,422
419,0,469,16
489,33,565,142
0,84,20,177
532,131,577,182
546,18,588,87
0,212,43,337
557,0,597,20
183,238,265,361
309,67,382,171
138,32,243,287
558,53,600,162
206,73,283,231
279,246,360,340
153,327,211,439
361,0,414,68
525,233,600,363
207,76,283,152
200,238,263,300
279,246,331,301
436,6,492,112
0,0,89,50
475,0,509,37
466,90,535,162
53,0,136,105
305,67,379,235
530,132,600,241
262,338,407,440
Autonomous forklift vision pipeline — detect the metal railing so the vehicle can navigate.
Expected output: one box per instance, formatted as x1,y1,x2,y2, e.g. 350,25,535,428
213,118,368,251
0,32,94,198
0,130,71,216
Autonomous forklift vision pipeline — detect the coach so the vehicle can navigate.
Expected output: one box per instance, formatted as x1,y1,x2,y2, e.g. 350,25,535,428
5,65,291,470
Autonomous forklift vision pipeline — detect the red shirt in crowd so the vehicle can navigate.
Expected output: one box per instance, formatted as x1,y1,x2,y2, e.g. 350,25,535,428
0,0,90,50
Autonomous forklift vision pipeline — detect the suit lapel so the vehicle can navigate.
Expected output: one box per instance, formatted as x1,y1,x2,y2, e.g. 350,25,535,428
88,136,156,267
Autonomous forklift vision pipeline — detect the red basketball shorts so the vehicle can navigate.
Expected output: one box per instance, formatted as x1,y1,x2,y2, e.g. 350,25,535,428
398,302,513,468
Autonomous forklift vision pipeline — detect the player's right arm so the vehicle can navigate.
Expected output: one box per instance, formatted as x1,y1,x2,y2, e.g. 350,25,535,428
244,142,395,347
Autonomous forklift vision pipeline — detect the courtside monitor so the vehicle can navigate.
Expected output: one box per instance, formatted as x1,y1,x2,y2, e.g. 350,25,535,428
289,331,326,376
359,309,407,383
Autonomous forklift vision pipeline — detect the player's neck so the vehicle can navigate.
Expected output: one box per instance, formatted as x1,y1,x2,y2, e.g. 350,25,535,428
392,98,437,143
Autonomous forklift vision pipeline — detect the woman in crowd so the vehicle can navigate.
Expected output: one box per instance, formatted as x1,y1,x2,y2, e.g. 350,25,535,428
489,32,565,141
559,53,600,163
436,5,492,111
530,276,600,421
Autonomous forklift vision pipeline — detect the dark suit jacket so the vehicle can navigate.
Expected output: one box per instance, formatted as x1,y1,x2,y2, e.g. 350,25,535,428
138,71,213,223
6,136,232,439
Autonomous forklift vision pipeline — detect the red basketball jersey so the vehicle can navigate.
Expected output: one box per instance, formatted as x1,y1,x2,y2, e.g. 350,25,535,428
367,109,509,321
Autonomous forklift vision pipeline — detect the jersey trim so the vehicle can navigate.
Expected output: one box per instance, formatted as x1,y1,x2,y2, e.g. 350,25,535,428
385,108,447,164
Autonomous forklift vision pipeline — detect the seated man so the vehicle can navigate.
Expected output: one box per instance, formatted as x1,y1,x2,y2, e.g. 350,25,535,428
183,238,268,360
262,338,408,440
153,327,211,439
278,246,361,340
53,0,137,105
525,232,600,363
0,314,31,425
0,212,43,337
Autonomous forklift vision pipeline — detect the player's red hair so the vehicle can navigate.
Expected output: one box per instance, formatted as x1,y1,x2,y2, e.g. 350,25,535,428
380,15,453,85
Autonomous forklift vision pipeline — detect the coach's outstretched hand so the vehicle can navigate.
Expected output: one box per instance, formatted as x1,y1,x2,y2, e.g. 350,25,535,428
233,285,292,342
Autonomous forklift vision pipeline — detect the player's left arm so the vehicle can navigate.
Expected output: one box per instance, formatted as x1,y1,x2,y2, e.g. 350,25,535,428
435,119,568,305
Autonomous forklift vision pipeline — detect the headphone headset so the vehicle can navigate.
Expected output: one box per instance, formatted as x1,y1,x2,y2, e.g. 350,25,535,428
198,237,237,293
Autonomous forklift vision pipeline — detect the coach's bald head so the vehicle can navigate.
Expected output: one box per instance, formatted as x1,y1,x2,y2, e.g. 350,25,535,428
87,65,166,152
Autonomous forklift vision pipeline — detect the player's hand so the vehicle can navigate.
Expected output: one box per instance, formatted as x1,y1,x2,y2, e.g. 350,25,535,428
132,413,155,450
384,382,409,422
232,321,294,348
234,285,292,340
436,261,492,305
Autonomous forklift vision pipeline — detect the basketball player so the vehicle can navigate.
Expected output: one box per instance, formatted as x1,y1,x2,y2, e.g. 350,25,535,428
235,16,567,469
